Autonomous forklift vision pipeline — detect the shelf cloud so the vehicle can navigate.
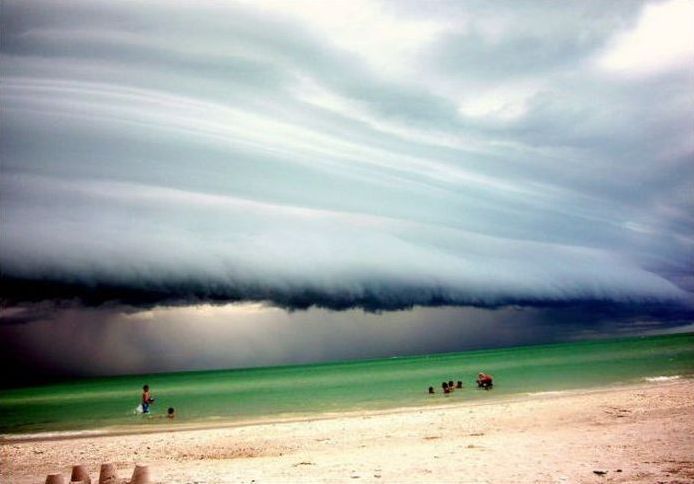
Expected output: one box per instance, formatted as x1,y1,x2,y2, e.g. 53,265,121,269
2,0,693,315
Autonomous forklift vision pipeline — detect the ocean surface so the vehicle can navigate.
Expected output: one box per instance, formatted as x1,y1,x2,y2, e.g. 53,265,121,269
1,333,692,436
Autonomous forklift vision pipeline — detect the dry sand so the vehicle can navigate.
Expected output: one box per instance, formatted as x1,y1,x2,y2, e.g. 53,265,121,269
2,380,693,483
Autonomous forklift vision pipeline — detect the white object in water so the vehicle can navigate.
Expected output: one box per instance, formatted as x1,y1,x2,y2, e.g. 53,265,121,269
645,375,681,382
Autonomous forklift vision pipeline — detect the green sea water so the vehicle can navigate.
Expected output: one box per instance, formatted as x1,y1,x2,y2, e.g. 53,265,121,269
1,333,692,436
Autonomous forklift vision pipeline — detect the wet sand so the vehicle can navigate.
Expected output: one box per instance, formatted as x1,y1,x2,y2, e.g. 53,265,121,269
2,380,693,483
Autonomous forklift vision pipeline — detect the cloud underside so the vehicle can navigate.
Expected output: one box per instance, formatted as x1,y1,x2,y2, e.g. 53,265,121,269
2,277,688,315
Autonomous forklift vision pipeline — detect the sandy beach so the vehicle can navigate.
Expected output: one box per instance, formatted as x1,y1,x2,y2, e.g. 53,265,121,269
2,380,693,483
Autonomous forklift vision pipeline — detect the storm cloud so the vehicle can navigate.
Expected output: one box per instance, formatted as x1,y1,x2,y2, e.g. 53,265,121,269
1,0,693,314
2,302,691,387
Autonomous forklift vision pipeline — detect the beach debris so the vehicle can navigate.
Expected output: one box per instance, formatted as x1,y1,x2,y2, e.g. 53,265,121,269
45,474,66,484
593,470,608,475
130,464,151,484
603,407,631,417
71,465,92,484
98,463,119,484
292,462,315,467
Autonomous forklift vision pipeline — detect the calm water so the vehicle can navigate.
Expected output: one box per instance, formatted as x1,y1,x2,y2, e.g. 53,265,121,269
1,333,692,435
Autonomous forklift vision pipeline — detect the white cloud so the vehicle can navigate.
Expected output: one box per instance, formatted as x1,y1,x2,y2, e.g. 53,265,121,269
457,84,538,121
597,0,694,77
240,0,443,76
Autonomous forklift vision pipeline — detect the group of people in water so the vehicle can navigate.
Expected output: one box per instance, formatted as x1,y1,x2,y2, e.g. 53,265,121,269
140,373,494,418
427,372,494,394
141,384,175,418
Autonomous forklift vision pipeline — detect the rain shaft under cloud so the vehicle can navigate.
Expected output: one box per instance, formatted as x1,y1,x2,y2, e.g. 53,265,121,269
1,0,694,313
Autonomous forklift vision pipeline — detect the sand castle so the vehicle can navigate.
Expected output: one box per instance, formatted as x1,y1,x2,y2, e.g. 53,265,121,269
44,464,150,484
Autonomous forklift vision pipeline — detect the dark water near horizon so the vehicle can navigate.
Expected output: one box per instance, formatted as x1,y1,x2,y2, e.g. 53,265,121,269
1,333,692,436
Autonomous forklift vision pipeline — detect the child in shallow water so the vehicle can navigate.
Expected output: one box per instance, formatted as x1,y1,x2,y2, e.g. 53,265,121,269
141,384,155,414
167,407,175,419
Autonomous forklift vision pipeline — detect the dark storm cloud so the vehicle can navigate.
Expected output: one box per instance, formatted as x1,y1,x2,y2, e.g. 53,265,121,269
2,302,692,387
1,0,693,314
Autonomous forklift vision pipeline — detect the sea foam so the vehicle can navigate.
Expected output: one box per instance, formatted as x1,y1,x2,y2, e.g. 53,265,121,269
644,375,681,382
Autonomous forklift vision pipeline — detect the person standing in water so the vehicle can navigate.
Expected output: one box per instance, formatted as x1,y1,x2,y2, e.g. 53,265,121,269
141,384,155,414
476,372,493,389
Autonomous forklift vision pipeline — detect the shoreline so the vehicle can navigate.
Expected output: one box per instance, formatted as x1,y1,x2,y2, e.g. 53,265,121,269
1,378,687,444
3,379,693,483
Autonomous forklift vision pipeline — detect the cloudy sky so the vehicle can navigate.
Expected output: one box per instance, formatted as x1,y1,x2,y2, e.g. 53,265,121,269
1,0,693,384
